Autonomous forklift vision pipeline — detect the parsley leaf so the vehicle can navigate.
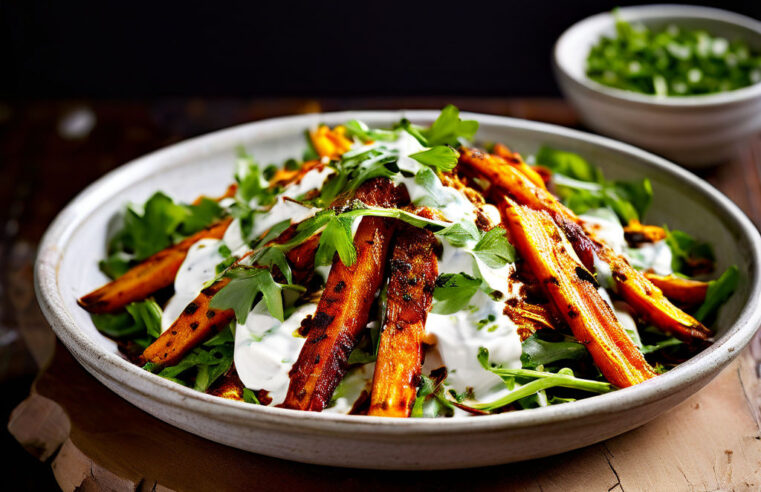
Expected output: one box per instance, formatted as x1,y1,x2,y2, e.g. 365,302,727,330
91,298,162,346
421,105,479,147
409,145,459,172
243,388,261,404
315,216,357,267
235,149,272,206
210,267,289,323
472,227,516,269
398,105,478,147
431,273,481,315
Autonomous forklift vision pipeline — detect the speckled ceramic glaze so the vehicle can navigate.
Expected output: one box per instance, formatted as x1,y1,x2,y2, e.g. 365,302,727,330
35,111,761,469
554,5,761,167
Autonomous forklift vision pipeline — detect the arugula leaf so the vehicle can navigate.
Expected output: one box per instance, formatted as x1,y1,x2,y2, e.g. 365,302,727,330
431,273,481,315
210,267,291,323
665,228,715,276
420,105,479,147
344,120,399,142
474,348,614,411
181,198,225,236
538,147,653,223
472,227,516,269
157,344,233,392
520,333,589,369
235,149,272,205
315,216,357,267
91,299,162,341
641,336,683,355
124,192,190,260
536,146,603,183
409,146,459,172
410,374,455,418
100,192,226,279
243,388,261,404
694,265,740,323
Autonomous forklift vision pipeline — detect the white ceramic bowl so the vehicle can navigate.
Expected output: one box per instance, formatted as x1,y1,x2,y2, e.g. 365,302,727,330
554,5,761,167
35,111,761,469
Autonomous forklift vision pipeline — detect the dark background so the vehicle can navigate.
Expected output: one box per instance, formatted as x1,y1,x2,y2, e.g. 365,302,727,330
2,0,760,100
1,2,761,489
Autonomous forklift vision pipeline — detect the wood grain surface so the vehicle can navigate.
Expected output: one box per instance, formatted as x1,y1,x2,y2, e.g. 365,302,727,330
2,98,760,491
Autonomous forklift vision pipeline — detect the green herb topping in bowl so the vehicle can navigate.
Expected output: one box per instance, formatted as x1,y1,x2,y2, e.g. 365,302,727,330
586,11,761,96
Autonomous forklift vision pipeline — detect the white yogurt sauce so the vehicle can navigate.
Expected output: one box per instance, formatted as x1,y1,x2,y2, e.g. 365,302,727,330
579,207,673,275
161,238,225,332
234,302,316,405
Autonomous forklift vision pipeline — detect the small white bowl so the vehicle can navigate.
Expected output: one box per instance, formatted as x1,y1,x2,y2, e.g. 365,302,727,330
554,4,761,167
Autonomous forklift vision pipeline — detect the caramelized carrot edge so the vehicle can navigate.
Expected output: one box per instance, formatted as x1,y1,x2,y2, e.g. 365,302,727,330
368,225,438,417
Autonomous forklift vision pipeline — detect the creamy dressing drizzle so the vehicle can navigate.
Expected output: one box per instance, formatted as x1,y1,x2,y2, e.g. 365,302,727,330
234,302,315,404
160,134,676,414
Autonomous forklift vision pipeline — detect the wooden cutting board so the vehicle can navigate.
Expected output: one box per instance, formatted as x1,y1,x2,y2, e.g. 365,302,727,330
7,339,761,491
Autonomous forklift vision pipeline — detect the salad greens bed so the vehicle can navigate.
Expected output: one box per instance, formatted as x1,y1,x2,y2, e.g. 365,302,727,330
586,10,761,96
89,107,738,416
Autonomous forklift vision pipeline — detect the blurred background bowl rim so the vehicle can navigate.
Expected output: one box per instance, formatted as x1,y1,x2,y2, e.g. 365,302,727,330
554,3,761,108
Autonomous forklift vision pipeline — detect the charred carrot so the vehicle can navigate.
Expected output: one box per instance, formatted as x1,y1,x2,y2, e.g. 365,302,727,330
644,273,709,307
368,225,438,417
492,143,548,190
78,218,233,314
141,233,321,368
501,198,656,387
281,178,403,411
459,147,710,341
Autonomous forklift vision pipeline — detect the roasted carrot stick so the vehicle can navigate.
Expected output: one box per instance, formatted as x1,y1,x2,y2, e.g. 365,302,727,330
459,147,710,341
501,197,656,387
281,178,403,411
368,225,438,417
78,218,233,314
492,143,548,190
644,273,709,307
141,233,321,368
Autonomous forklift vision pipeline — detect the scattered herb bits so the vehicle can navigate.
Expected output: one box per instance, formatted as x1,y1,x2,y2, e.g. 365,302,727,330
586,12,761,96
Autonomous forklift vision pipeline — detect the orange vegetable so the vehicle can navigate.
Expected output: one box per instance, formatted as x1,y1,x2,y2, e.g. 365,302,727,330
310,125,353,159
501,197,656,387
458,147,709,342
492,143,548,190
644,273,709,307
368,225,438,417
623,219,667,244
141,232,321,369
78,218,232,314
281,178,402,411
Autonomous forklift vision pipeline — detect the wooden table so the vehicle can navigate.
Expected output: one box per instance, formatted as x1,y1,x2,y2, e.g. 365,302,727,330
3,98,761,491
